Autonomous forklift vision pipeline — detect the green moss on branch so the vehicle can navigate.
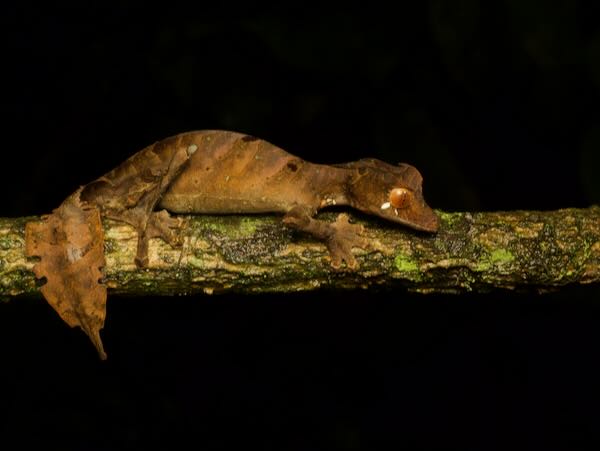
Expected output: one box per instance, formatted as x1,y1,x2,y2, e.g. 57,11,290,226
0,207,598,299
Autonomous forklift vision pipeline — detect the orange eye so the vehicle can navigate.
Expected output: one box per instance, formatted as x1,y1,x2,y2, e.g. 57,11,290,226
390,188,410,208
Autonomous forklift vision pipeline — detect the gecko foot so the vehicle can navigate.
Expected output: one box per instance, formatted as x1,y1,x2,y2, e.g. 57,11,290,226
326,214,369,269
134,210,186,267
146,209,186,247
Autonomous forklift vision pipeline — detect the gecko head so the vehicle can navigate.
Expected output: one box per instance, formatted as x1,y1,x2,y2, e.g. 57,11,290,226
345,160,439,233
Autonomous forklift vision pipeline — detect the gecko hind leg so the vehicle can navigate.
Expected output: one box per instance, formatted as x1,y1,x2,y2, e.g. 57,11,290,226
103,208,185,267
133,210,186,267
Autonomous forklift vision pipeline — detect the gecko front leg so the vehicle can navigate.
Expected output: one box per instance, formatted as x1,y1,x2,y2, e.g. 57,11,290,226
283,205,369,269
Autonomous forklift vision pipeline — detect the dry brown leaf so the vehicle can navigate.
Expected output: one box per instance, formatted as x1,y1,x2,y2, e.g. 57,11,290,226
26,189,107,359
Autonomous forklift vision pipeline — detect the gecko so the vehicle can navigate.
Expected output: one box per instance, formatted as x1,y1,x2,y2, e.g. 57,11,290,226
79,130,439,268
26,130,439,358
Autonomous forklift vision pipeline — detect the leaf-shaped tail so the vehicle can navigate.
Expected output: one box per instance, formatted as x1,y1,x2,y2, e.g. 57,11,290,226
26,189,108,359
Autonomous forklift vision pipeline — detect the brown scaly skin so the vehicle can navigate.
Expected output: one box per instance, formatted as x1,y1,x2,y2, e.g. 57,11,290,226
83,130,438,268
79,132,199,267
26,130,439,357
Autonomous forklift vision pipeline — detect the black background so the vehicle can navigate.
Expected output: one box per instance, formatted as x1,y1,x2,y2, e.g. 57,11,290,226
1,2,600,450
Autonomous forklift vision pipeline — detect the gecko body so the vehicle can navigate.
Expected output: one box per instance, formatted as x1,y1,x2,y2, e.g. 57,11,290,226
27,130,440,358
80,130,438,267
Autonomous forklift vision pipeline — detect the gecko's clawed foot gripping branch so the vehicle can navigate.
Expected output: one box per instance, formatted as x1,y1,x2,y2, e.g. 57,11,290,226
25,130,438,358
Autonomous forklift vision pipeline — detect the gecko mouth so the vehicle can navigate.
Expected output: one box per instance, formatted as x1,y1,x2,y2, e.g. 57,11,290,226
410,215,439,232
385,207,439,233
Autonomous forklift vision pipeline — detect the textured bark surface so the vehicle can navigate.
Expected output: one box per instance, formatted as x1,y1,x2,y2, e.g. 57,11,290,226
1,206,599,300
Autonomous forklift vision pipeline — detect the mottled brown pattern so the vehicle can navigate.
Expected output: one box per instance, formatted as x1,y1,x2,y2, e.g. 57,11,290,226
159,131,437,267
25,133,198,357
25,129,438,356
81,132,196,266
25,190,107,359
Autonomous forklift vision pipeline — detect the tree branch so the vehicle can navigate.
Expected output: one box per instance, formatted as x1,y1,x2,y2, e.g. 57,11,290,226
1,207,599,299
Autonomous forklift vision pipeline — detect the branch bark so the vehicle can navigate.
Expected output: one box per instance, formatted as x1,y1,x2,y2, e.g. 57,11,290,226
1,207,599,299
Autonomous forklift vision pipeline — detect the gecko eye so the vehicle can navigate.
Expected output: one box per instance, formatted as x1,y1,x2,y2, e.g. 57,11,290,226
389,188,410,208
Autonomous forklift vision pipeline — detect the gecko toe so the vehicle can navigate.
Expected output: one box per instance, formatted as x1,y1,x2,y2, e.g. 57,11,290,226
135,255,149,268
327,237,359,270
